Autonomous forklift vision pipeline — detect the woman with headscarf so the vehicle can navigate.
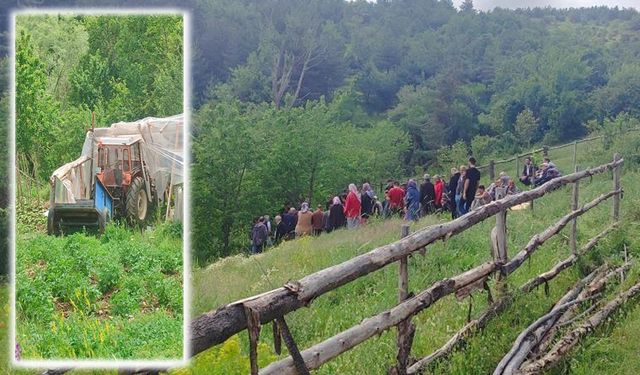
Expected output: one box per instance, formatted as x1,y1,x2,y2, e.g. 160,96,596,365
434,175,444,208
328,196,346,232
404,179,421,221
344,183,362,229
295,202,313,237
360,182,375,225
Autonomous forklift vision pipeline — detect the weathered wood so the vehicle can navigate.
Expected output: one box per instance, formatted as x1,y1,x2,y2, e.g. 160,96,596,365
406,226,615,375
259,262,499,375
572,141,578,167
570,166,579,255
613,153,621,221
273,321,282,355
534,262,632,357
190,159,623,356
276,317,310,375
394,224,412,375
399,225,411,303
518,280,640,375
502,190,619,276
245,305,262,375
493,269,602,375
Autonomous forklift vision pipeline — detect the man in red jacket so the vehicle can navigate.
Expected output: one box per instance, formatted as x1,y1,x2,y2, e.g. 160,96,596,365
387,181,405,217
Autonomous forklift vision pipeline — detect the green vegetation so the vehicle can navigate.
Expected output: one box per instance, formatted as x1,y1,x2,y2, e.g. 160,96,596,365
16,223,183,359
11,15,185,361
185,132,640,374
187,2,640,261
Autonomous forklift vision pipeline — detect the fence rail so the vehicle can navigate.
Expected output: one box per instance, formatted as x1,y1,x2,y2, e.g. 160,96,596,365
191,154,624,375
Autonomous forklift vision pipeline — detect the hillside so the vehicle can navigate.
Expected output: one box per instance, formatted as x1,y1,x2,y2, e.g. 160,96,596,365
185,131,640,374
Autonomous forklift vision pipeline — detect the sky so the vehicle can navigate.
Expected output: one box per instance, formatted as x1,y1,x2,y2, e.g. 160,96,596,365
452,0,639,11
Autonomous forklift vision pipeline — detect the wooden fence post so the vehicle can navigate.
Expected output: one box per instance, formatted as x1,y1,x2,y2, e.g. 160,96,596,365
570,166,579,255
492,209,508,296
489,160,495,181
613,153,621,221
572,141,578,168
515,158,519,183
543,146,549,157
393,224,414,375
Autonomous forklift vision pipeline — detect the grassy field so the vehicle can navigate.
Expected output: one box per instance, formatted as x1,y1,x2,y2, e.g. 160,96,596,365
14,220,184,361
184,132,640,374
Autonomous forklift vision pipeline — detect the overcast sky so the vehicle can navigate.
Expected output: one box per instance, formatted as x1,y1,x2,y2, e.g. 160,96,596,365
452,0,639,11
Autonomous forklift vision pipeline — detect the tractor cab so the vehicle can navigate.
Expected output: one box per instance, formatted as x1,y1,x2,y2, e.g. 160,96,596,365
95,136,152,222
96,136,143,190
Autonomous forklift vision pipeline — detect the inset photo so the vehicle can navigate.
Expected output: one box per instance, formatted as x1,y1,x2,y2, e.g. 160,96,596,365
11,10,187,365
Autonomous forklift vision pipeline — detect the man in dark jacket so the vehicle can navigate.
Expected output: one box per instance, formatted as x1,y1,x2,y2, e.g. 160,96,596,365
251,217,268,254
448,168,461,219
420,174,436,216
519,156,537,186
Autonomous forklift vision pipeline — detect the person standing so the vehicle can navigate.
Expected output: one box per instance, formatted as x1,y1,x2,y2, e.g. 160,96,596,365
361,183,374,224
251,217,268,254
448,168,461,219
404,179,421,221
462,157,481,214
420,174,436,216
273,215,288,244
434,175,444,209
344,183,362,229
456,165,467,217
311,204,324,236
388,181,405,217
295,202,313,237
328,196,346,232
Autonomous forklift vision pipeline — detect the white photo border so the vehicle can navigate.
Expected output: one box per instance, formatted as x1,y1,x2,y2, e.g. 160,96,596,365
9,7,192,370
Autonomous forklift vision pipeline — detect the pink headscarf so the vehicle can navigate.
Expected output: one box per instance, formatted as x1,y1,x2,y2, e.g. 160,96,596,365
332,196,341,205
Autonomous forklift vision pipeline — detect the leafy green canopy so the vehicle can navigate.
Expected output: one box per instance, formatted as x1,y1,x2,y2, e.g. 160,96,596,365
15,15,183,181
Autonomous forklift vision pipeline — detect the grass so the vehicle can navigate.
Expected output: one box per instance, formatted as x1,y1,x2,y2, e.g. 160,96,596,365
15,222,184,360
182,133,640,374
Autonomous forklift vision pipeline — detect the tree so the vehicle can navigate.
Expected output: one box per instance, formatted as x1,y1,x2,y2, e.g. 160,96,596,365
460,0,475,13
514,108,538,147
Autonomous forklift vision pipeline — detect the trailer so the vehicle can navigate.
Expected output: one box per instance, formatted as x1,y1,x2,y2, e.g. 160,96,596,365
47,114,184,235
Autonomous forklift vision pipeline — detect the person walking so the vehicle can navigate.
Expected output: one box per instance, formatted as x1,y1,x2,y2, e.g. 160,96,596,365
462,157,481,214
311,204,324,236
328,196,346,232
404,179,421,221
251,217,268,254
344,183,362,229
295,202,314,237
420,174,436,216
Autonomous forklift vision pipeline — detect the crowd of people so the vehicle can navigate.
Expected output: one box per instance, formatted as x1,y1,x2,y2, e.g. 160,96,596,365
249,156,562,254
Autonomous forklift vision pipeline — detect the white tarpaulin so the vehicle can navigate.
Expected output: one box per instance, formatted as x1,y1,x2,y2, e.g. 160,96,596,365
51,114,184,208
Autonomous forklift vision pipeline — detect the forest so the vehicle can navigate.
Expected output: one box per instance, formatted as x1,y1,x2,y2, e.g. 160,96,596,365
0,1,640,266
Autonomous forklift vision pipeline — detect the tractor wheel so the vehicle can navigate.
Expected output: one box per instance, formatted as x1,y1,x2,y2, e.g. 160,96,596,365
126,177,152,226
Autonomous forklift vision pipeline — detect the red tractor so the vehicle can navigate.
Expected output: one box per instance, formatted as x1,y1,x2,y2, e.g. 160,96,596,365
95,136,156,225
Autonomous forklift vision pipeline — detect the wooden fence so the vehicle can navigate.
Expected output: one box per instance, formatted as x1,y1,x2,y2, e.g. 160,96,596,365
190,153,624,374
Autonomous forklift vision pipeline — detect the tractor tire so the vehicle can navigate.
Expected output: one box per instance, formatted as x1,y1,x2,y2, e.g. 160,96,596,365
126,176,152,226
